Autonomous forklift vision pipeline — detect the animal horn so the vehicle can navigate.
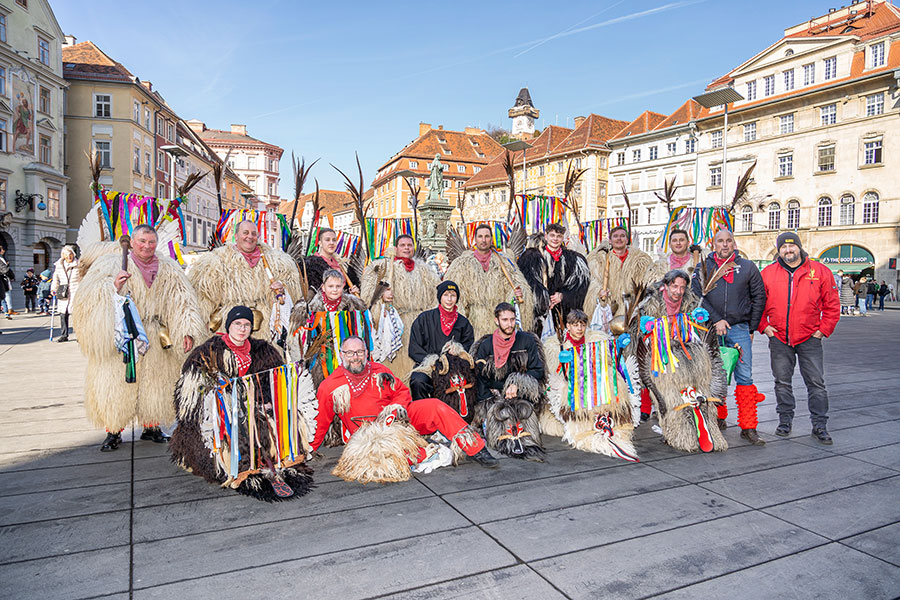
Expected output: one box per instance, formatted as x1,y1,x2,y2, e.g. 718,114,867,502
460,350,475,369
437,355,450,376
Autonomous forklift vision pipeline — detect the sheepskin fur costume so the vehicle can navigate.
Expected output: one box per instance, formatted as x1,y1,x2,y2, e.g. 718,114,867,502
584,245,656,317
443,249,535,338
410,341,477,423
171,335,314,501
71,252,206,431
633,282,728,452
517,242,590,337
361,248,440,380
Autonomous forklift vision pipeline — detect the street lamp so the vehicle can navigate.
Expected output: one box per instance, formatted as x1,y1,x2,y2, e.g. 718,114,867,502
692,86,744,205
160,144,187,200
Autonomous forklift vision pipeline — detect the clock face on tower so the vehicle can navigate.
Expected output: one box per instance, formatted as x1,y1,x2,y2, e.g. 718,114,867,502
512,116,534,135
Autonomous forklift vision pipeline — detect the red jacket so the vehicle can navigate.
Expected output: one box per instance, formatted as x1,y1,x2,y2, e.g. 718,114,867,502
758,257,840,345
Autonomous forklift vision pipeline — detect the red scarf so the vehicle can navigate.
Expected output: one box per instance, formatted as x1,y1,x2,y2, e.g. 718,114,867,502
565,332,584,350
130,252,159,288
322,293,342,311
661,287,682,320
217,332,252,376
474,250,492,272
668,252,691,270
713,251,737,283
492,329,516,368
546,245,563,262
240,246,262,268
395,256,415,272
316,251,341,270
438,304,458,335
615,248,629,264
342,363,372,398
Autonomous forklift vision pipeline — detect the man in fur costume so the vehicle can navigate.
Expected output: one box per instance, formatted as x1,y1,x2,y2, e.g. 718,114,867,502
189,220,301,346
300,227,360,296
361,234,440,379
655,229,706,276
634,270,728,453
72,225,207,451
472,303,547,461
517,222,590,337
170,306,314,501
311,336,499,469
541,309,639,461
584,226,656,319
443,223,534,338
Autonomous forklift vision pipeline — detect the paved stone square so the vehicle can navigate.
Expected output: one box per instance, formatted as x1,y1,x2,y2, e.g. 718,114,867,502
1,310,899,599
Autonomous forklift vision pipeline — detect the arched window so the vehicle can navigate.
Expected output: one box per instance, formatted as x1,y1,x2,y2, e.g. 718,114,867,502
787,200,800,230
741,205,753,232
818,197,832,227
863,192,879,224
840,194,855,225
768,202,781,230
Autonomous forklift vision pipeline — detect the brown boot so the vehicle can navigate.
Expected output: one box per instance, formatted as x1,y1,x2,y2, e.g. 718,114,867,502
740,428,765,445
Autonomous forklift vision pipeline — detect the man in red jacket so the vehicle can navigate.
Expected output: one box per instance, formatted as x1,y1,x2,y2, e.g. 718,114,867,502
312,336,499,467
759,232,840,444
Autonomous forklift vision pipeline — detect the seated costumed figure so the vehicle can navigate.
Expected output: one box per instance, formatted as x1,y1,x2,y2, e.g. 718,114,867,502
541,309,639,461
633,270,728,453
171,306,315,501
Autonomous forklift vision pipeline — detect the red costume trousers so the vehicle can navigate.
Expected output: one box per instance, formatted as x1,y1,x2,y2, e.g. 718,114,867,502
407,398,485,456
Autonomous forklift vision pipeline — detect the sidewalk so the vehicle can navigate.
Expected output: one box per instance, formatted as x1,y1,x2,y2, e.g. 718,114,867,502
1,311,899,599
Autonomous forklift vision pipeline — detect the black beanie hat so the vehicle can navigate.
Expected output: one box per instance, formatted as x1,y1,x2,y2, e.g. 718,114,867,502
225,305,254,331
437,280,460,303
776,232,802,252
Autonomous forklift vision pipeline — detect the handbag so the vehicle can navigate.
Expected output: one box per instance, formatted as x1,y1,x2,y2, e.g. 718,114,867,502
718,335,740,385
57,284,69,299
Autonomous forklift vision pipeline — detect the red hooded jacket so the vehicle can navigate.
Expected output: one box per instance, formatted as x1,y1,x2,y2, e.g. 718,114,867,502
758,256,840,345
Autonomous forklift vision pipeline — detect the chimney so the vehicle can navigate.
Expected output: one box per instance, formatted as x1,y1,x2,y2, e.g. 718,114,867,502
141,80,153,92
437,125,443,130
419,122,432,136
231,124,248,136
573,115,586,128
63,34,77,47
187,119,205,134
464,126,483,135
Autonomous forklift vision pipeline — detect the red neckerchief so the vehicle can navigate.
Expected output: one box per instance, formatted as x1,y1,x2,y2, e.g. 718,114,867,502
323,293,342,311
474,249,492,272
614,248,629,264
565,332,584,350
342,363,372,398
668,252,691,269
217,332,251,376
239,246,262,268
713,251,737,283
316,251,341,270
395,256,415,272
438,304,458,336
546,245,563,262
492,329,516,368
661,287,682,320
129,252,159,288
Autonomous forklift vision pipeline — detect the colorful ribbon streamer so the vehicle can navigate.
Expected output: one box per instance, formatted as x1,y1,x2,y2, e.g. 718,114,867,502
517,194,567,234
562,340,620,412
578,218,631,252
364,218,415,259
465,221,509,249
93,189,188,244
657,207,734,253
214,209,291,251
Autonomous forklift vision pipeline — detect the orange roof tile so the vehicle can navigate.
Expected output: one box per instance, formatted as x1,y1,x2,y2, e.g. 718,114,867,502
62,41,134,82
463,126,573,188
652,99,703,131
549,114,630,156
611,111,668,140
277,189,354,220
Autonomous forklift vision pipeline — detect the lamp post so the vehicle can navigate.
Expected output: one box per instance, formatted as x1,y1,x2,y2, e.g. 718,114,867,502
692,86,744,206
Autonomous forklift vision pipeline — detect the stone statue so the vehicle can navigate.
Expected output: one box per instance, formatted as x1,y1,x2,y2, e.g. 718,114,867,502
426,154,445,203
425,218,436,239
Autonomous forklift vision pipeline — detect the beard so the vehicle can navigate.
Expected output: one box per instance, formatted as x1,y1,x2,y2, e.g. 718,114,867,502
346,360,366,374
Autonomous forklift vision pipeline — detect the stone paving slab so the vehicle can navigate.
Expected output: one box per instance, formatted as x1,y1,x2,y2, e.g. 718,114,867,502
788,420,900,454
0,510,129,564
0,546,129,600
377,565,568,600
841,522,900,568
845,442,900,471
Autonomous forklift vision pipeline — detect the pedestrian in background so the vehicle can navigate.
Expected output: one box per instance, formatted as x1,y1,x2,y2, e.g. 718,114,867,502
20,268,39,313
0,246,15,318
878,281,888,311
866,279,877,310
854,277,868,315
51,245,81,342
37,270,52,315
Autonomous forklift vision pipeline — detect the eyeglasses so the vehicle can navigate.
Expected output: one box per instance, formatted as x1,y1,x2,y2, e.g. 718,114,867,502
230,322,252,330
341,349,366,357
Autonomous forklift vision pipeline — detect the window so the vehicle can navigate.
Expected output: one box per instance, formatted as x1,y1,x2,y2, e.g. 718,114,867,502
156,116,164,134
538,165,545,176
685,138,696,153
158,183,166,198
648,146,658,160
39,134,50,163
144,152,151,177
864,139,883,165
408,161,417,169
866,92,884,116
157,150,165,170
863,192,879,224
0,118,6,152
473,166,481,174
38,37,50,66
824,56,837,81
630,208,639,225
167,123,174,141
555,183,564,196
599,182,606,197
574,158,582,169
741,205,753,232
764,75,775,97
780,114,794,134
600,156,607,168
666,142,676,156
711,130,723,149
133,101,140,122
94,140,111,167
0,66,5,96
784,69,795,91
456,164,465,173
144,108,151,131
787,200,800,229
820,104,836,125
768,202,781,230
443,180,450,190
556,161,564,173
133,146,141,172
744,123,756,142
870,41,885,68
803,63,815,86
268,182,276,195
0,177,5,210
0,14,6,43
39,87,50,113
746,80,757,101
248,156,256,170
778,154,793,178
94,94,111,118
647,207,654,222
641,237,654,253
46,188,59,218
818,144,835,172
840,194,855,225
617,152,625,165
709,166,722,187
818,197,832,226
632,149,641,162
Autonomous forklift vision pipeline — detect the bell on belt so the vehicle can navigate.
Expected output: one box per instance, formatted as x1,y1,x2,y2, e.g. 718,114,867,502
158,325,173,350
252,308,264,332
208,313,223,333
609,315,627,335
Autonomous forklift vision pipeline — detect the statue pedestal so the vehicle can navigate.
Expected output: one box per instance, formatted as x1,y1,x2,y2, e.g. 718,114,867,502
419,200,454,253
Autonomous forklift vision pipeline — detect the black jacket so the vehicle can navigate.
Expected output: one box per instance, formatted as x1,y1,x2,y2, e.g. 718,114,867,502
691,254,766,331
408,307,475,365
472,331,546,404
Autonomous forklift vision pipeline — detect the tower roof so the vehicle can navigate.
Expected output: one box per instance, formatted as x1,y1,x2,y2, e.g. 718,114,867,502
514,87,535,108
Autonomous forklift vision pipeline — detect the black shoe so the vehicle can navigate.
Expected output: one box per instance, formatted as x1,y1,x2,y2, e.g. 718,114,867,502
140,426,168,443
100,432,121,452
811,427,833,445
740,428,766,446
717,418,728,431
55,335,68,343
775,422,792,437
471,448,499,468
640,412,650,423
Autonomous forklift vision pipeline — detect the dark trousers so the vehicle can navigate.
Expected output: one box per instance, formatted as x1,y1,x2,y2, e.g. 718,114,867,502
768,336,829,428
24,293,36,311
878,295,885,310
60,313,70,338
409,371,433,401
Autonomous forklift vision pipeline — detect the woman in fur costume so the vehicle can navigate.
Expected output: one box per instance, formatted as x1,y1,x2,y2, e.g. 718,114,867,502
541,310,639,461
360,234,440,380
71,225,206,451
633,271,728,453
471,303,547,461
584,226,657,319
170,306,314,501
188,220,301,346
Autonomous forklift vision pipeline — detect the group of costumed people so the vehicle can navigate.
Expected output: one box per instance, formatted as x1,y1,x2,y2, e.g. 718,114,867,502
69,211,763,502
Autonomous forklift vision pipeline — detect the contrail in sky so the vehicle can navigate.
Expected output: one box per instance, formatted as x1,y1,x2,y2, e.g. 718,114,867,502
514,0,628,58
590,77,715,108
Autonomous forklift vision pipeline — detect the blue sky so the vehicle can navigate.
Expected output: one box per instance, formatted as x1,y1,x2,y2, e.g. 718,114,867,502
52,0,839,195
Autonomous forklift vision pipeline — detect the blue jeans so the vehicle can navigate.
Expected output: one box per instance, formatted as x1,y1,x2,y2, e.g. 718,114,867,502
723,322,753,386
866,293,874,309
858,298,867,314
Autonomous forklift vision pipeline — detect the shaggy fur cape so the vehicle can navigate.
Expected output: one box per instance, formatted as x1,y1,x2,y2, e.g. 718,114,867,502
361,250,440,380
517,245,590,336
71,252,206,431
633,283,728,452
585,245,655,317
410,341,478,423
541,330,638,459
188,243,302,341
442,250,535,338
170,335,314,501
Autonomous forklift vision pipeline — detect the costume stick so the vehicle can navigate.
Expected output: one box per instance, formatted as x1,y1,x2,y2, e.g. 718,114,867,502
258,246,285,305
49,295,56,341
120,235,131,271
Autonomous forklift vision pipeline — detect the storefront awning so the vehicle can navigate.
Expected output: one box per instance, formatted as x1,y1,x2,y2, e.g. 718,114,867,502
818,244,875,275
